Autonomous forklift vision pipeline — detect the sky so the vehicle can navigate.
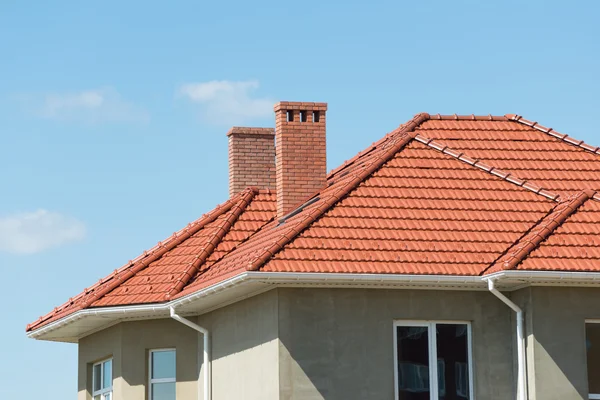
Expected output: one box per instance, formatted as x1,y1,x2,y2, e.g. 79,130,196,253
1,0,599,398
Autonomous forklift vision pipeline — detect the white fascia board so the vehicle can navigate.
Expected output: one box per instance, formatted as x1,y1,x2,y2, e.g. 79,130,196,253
30,270,600,342
28,272,486,342
484,270,600,288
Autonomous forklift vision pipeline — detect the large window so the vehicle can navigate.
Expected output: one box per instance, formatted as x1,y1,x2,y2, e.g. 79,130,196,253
149,349,176,400
92,358,112,400
586,322,600,399
394,321,473,400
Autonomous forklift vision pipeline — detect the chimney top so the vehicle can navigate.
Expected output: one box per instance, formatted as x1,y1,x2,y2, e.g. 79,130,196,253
227,126,276,197
274,102,328,112
227,127,275,137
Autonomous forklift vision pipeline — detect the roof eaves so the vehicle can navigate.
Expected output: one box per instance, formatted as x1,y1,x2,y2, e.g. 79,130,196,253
413,134,561,201
506,114,600,155
164,188,257,299
247,112,431,271
26,189,253,332
483,190,596,275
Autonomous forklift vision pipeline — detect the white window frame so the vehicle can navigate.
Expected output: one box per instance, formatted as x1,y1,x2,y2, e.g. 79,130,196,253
585,320,600,399
92,357,113,400
149,348,176,400
393,320,474,400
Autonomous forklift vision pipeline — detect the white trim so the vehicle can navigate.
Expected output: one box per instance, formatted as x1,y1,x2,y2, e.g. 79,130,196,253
149,348,176,400
169,307,211,400
28,270,600,342
485,278,527,400
393,320,474,400
27,272,487,341
92,357,113,399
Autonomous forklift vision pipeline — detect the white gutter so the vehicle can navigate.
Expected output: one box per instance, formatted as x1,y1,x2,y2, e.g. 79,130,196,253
486,278,527,400
170,306,211,400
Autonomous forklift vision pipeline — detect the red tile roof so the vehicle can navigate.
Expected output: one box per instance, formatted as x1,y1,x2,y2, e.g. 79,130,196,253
27,113,600,332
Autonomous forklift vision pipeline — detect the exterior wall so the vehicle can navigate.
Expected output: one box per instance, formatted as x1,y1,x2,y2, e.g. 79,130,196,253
197,289,280,400
78,319,198,400
77,290,279,400
514,286,600,400
277,288,515,400
78,324,123,400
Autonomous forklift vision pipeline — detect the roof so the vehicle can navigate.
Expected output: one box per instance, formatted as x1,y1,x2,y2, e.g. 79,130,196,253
27,113,600,333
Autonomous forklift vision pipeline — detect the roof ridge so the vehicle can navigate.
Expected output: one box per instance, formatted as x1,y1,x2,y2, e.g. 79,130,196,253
247,113,431,271
26,188,254,332
165,189,256,299
506,114,600,156
328,112,432,178
483,190,596,274
429,114,508,121
414,134,561,201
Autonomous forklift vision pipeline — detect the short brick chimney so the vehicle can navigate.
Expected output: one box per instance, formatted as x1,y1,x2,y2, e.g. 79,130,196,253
227,127,276,197
274,101,327,218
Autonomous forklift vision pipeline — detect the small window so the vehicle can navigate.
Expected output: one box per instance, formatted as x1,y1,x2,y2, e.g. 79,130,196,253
92,358,112,400
586,322,600,399
394,321,473,400
149,349,176,400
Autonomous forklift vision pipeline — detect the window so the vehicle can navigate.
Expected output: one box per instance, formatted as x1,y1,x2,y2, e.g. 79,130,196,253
149,349,176,400
586,322,600,399
394,321,474,400
92,358,112,400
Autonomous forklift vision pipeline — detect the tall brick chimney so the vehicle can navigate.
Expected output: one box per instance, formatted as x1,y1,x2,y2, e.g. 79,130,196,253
227,127,276,197
274,101,327,218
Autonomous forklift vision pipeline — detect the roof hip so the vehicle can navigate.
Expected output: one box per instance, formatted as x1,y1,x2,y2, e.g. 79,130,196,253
247,113,431,271
484,189,597,274
165,188,257,299
506,114,600,155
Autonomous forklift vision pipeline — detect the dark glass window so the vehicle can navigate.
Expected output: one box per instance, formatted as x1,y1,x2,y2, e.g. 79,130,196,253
586,323,600,396
396,323,471,400
397,326,431,399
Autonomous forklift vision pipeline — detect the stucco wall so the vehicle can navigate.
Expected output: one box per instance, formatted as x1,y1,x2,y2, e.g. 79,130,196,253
78,319,198,400
77,290,279,400
277,288,515,400
513,286,600,400
78,323,123,400
197,289,280,400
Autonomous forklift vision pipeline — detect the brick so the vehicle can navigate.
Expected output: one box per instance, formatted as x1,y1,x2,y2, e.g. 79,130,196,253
228,127,276,197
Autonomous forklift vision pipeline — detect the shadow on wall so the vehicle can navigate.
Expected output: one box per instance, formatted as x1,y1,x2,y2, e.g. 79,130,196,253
524,287,600,399
276,288,515,400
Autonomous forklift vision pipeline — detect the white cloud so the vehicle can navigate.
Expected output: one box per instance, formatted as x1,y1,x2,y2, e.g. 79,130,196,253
21,88,148,124
178,80,273,125
0,210,86,254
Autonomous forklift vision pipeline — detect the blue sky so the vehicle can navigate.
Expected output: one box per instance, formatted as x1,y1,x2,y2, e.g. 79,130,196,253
1,0,599,398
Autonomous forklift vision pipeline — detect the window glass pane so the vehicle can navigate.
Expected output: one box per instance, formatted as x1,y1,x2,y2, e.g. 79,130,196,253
93,396,101,400
436,324,470,399
93,363,102,392
152,350,176,380
586,323,600,394
151,382,176,400
104,393,112,400
103,359,112,389
396,326,430,399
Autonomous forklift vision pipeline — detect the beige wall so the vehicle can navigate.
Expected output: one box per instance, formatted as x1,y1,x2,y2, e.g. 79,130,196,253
78,319,198,400
513,286,600,400
197,289,280,400
79,286,600,400
77,290,279,400
277,288,515,400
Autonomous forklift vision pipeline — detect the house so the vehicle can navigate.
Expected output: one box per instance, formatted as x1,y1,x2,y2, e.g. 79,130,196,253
27,101,600,400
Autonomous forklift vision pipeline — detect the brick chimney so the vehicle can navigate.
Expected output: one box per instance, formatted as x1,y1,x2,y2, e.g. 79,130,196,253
274,101,327,218
227,127,276,197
